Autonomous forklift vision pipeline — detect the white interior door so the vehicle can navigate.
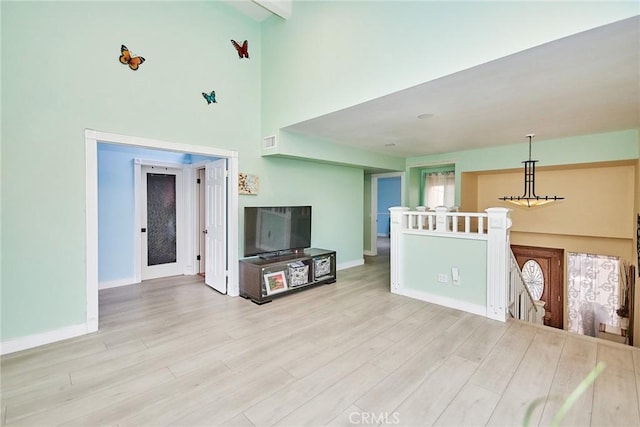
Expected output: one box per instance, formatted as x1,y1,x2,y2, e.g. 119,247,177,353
141,165,184,280
204,159,227,293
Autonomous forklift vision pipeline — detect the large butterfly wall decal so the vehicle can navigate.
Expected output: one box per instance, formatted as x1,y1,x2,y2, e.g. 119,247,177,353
119,45,145,71
231,39,249,59
202,90,217,105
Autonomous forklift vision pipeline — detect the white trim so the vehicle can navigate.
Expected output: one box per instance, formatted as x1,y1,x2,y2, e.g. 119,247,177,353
1,323,90,355
363,250,376,257
135,160,187,280
400,230,489,241
133,160,142,283
370,172,405,257
188,162,222,278
337,258,365,270
407,159,457,169
393,287,487,318
85,129,237,158
227,156,239,296
85,133,99,334
85,129,240,343
183,164,195,275
99,277,138,290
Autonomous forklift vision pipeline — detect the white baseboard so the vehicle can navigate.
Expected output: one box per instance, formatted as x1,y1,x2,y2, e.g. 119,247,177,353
363,250,376,256
393,287,487,318
99,277,138,290
337,258,364,271
1,323,91,355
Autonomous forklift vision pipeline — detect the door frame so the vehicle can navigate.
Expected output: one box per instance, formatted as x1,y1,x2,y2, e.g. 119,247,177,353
511,244,564,329
368,172,405,256
85,129,239,334
135,161,186,282
195,167,207,275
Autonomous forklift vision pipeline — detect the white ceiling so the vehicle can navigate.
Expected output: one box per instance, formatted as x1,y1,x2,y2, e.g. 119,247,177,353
283,16,640,158
222,0,282,21
224,2,639,159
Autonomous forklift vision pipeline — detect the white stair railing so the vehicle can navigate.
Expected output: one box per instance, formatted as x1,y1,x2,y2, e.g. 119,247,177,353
391,206,548,324
404,206,486,235
508,250,545,325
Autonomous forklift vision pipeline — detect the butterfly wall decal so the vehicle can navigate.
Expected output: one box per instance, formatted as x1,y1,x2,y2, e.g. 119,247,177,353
202,91,217,105
119,45,145,71
231,39,249,59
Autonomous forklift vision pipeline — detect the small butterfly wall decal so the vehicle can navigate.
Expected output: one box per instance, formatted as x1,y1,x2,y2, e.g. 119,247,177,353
119,45,145,71
202,91,217,105
231,39,249,59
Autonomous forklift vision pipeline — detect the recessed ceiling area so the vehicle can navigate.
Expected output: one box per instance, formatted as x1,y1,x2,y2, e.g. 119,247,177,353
283,16,640,158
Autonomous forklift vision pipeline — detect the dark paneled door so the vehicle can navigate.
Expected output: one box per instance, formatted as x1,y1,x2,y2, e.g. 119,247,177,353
512,245,564,329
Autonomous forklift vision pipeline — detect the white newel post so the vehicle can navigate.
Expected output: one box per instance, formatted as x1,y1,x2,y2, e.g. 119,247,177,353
485,207,512,322
389,207,409,294
434,206,449,232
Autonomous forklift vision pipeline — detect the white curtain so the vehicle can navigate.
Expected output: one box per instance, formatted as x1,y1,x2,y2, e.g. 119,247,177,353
424,171,455,209
567,252,620,337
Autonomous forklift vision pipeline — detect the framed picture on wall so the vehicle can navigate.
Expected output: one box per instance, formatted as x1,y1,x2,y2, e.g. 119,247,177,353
239,173,259,195
263,271,288,295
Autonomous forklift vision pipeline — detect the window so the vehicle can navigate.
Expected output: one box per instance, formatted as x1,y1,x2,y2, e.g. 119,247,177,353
421,169,455,209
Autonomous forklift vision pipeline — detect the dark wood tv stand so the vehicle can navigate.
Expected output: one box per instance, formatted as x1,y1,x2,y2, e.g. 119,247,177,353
239,248,336,304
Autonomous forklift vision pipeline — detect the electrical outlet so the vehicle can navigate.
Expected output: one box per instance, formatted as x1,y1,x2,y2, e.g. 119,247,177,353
438,273,448,283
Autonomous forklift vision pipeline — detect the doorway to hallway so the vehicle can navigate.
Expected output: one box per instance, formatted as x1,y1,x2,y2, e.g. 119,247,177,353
85,129,239,335
369,172,404,257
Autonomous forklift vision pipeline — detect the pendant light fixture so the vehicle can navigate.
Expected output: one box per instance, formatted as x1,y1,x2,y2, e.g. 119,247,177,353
499,134,564,208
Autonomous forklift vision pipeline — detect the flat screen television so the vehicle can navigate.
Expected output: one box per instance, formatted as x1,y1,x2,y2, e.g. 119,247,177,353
244,206,312,257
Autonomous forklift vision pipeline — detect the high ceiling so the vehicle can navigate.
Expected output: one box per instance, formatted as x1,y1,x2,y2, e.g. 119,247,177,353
226,1,638,159
284,16,639,158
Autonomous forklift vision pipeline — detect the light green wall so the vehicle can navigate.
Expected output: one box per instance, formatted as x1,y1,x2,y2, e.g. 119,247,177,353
406,129,640,207
401,235,487,307
243,156,364,261
261,1,637,132
2,0,638,346
0,1,363,342
260,0,638,213
1,1,260,341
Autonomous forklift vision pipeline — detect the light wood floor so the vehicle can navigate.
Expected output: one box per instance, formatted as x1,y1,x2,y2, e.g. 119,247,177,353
3,242,640,426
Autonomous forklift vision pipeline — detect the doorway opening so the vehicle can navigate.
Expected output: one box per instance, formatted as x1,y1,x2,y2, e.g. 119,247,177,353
369,172,404,257
511,244,564,329
85,129,239,334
